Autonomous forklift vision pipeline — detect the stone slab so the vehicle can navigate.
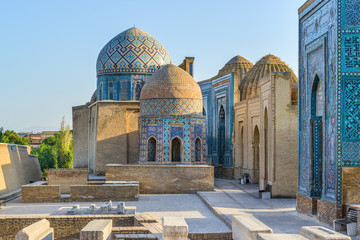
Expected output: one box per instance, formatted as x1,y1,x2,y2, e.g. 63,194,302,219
16,219,54,240
80,219,112,240
162,216,188,240
257,233,309,240
300,226,351,240
232,214,272,240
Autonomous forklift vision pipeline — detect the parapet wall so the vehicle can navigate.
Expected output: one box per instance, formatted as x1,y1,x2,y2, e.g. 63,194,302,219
105,164,214,194
0,215,134,239
70,184,139,201
0,144,41,196
48,168,88,194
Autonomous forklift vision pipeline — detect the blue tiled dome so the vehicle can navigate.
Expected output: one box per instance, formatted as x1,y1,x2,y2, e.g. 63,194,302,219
96,27,171,76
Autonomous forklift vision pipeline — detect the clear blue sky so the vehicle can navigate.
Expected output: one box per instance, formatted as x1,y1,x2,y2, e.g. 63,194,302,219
0,0,305,132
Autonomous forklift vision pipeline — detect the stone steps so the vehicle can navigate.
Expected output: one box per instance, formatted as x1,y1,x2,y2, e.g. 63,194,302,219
112,226,150,234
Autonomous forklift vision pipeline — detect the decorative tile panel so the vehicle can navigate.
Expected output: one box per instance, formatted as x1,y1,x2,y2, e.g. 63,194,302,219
140,99,203,116
343,78,360,139
342,35,360,71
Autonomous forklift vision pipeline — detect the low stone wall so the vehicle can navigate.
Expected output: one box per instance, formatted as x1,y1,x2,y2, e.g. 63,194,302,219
70,184,139,202
0,215,134,239
296,193,319,217
21,182,60,203
0,144,41,197
105,164,214,194
48,168,88,194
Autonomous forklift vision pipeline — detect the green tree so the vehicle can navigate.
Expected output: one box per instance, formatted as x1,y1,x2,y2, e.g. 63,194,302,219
0,127,31,146
56,117,73,168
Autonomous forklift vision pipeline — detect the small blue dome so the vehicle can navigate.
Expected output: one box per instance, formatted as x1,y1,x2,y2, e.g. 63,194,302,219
96,27,171,76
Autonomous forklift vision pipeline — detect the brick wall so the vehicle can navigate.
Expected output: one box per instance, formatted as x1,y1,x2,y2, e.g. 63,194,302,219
317,199,344,226
342,167,360,204
105,164,214,194
296,193,319,217
70,184,139,201
72,104,90,168
48,168,88,194
0,215,134,239
21,184,60,203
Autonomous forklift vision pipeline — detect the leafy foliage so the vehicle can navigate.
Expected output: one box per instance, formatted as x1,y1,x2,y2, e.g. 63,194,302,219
0,128,31,146
31,117,73,174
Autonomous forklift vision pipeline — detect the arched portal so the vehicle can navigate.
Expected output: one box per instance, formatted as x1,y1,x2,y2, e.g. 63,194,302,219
264,108,269,182
310,75,323,197
218,105,226,164
240,125,244,168
147,137,156,162
171,137,182,162
253,126,260,183
195,138,201,161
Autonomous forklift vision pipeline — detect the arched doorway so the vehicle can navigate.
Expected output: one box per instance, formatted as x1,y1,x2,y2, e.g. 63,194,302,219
311,76,323,197
171,137,182,162
264,108,269,182
253,126,260,183
240,126,244,169
147,137,156,162
195,138,201,162
218,105,225,164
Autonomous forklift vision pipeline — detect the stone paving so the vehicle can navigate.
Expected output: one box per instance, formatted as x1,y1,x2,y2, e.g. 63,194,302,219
1,178,360,239
198,179,360,239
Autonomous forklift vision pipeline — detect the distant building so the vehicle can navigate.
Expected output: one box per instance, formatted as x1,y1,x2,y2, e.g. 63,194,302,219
24,131,57,148
199,54,299,197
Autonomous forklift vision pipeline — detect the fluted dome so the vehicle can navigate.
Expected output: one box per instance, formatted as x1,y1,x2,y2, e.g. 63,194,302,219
140,64,202,100
96,27,171,76
239,54,297,100
218,55,254,76
140,64,203,116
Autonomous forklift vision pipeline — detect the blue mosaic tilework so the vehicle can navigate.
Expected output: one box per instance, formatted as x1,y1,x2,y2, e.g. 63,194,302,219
342,35,360,71
343,0,360,29
342,142,360,165
139,116,207,164
97,27,171,76
140,99,203,116
343,78,360,139
97,74,150,101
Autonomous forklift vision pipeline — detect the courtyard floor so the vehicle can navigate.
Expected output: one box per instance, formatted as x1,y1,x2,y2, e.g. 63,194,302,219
1,178,359,239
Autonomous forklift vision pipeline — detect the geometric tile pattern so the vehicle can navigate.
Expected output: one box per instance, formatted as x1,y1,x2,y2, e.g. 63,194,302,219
311,118,323,197
344,0,360,27
343,35,360,70
96,27,171,76
344,78,360,139
140,99,203,116
342,142,360,165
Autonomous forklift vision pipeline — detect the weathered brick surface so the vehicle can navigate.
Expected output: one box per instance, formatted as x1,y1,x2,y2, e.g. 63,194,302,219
105,165,214,194
70,184,139,201
0,215,134,239
342,167,360,204
214,166,234,180
48,168,88,194
317,199,344,226
296,193,319,217
21,184,60,203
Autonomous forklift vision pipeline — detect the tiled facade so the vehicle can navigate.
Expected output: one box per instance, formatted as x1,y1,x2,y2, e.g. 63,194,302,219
298,0,360,225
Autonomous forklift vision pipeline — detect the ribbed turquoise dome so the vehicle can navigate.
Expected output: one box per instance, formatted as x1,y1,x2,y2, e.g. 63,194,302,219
96,27,171,76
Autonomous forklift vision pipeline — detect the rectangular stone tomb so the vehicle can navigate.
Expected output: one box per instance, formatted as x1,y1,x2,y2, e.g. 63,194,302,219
16,219,54,240
232,214,272,240
162,216,188,240
257,233,309,240
70,182,139,202
300,226,351,240
80,219,112,240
